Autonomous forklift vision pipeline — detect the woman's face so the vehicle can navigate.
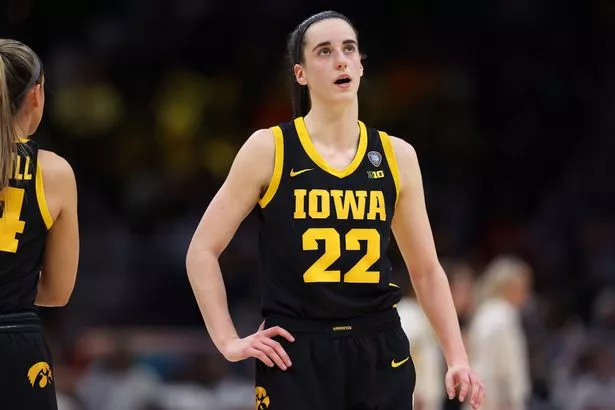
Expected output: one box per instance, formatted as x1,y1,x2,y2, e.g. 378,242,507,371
294,18,363,109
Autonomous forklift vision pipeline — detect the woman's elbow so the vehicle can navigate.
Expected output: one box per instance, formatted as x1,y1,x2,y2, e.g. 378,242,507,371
185,243,200,273
186,241,221,274
409,262,443,281
35,288,73,307
35,273,76,307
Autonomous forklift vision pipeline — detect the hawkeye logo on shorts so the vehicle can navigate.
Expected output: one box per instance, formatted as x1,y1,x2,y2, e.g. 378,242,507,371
256,386,271,409
27,362,53,388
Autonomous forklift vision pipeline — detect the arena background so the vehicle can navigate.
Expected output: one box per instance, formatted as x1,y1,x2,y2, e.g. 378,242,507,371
2,0,614,409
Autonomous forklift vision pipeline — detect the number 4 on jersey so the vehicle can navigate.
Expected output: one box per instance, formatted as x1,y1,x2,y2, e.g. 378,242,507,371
0,187,26,253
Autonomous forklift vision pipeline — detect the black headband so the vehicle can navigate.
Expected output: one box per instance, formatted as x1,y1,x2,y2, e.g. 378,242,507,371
12,53,42,106
293,11,351,64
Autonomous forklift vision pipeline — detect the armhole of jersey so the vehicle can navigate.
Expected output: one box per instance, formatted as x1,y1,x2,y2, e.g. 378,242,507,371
379,131,400,205
258,126,284,208
35,159,54,230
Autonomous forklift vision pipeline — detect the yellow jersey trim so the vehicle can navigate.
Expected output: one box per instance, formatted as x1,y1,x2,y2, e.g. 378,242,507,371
389,282,400,288
35,159,54,230
379,131,400,205
259,126,284,208
294,117,367,179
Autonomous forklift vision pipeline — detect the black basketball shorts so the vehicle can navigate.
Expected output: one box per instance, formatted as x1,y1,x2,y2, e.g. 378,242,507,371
0,312,58,410
255,308,416,410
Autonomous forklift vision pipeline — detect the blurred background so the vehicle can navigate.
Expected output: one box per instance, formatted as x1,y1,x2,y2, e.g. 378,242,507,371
2,0,615,409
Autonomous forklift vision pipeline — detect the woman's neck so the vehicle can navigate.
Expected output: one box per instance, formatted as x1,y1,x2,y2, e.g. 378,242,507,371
303,99,359,149
13,113,31,140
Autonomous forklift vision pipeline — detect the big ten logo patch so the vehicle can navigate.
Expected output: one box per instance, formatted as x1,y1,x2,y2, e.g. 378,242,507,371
367,170,385,179
256,386,271,409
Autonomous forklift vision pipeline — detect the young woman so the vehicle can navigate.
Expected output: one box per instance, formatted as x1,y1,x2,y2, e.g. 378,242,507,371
187,11,484,410
0,39,79,409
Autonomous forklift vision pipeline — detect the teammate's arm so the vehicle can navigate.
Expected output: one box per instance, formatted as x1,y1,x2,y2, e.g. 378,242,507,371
186,128,294,371
35,151,79,307
389,137,484,409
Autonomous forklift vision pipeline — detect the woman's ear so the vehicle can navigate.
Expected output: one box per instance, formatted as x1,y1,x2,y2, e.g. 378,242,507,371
31,84,44,108
294,64,308,86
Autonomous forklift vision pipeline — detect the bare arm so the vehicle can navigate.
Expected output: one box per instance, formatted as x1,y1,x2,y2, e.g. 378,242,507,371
35,150,79,307
186,128,293,370
389,137,484,408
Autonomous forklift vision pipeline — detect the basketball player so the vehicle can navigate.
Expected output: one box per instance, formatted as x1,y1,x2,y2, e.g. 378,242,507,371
186,11,484,410
0,39,79,409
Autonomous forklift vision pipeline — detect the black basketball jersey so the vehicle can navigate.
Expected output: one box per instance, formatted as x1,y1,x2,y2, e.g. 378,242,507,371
258,117,403,320
0,140,53,313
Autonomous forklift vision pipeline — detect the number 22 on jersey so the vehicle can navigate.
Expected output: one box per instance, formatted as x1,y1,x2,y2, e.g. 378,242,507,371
302,228,380,284
0,187,26,253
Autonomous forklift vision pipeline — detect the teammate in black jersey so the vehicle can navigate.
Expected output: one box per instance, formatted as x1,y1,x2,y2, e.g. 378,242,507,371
187,11,484,410
0,39,79,409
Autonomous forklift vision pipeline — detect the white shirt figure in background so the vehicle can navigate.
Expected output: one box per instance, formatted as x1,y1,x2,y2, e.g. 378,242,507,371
397,260,477,410
397,291,442,410
468,255,533,410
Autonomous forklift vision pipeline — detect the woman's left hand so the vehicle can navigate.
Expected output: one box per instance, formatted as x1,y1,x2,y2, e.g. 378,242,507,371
445,362,485,409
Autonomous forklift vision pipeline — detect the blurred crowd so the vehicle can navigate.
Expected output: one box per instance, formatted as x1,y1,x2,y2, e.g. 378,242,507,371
2,0,615,409
399,256,615,410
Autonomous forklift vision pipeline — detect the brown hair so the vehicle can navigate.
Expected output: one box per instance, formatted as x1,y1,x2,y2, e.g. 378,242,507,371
0,39,43,192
